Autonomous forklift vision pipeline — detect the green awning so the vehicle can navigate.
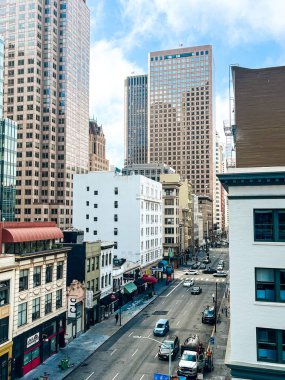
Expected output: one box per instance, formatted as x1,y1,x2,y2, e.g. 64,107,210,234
123,282,137,294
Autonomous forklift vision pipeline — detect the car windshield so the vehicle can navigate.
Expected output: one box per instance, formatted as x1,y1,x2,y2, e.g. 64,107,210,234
204,309,214,316
182,353,196,361
162,341,173,349
193,287,199,291
156,323,164,328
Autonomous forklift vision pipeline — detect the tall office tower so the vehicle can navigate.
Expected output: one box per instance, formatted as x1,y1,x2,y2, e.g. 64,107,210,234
0,36,17,221
124,75,148,165
89,119,109,171
232,65,285,167
213,132,224,233
148,46,213,200
0,0,90,228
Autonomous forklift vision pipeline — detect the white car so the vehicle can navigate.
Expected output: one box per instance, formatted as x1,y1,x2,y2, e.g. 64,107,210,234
183,279,194,287
213,271,228,277
188,270,199,275
217,265,223,271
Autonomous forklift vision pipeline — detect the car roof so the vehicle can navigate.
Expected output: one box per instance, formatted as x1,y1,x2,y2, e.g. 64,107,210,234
157,319,168,324
164,335,178,341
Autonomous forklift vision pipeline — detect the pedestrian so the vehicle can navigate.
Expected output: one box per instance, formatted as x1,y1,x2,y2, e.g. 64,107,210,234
115,313,119,325
212,293,215,303
225,306,228,317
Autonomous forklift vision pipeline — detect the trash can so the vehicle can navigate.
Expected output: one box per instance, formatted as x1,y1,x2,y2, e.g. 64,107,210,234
60,358,69,370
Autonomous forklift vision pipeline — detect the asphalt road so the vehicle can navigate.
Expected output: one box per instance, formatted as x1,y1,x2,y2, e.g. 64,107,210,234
67,249,228,380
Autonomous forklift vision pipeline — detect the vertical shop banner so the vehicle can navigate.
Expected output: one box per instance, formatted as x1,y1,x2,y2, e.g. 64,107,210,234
68,297,77,318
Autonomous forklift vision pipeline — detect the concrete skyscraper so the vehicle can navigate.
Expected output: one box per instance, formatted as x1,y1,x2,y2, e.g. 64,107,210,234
124,74,148,165
148,46,213,200
0,0,90,228
89,119,109,171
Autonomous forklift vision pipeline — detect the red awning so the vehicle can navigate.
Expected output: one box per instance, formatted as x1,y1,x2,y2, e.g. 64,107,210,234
142,275,158,284
2,227,63,243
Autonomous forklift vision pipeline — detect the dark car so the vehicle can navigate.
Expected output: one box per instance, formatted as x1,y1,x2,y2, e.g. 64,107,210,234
202,306,216,324
191,286,202,295
202,267,217,274
158,335,180,360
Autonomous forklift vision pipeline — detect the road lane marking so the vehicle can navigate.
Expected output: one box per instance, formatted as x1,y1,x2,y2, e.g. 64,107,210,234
176,320,180,326
112,373,119,380
164,281,183,297
147,332,151,337
111,349,117,356
85,372,94,380
139,375,145,380
132,348,138,357
154,353,158,358
128,331,134,337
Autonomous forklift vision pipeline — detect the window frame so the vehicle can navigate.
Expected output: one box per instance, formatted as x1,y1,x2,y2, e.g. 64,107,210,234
256,327,285,364
255,268,285,303
254,209,285,242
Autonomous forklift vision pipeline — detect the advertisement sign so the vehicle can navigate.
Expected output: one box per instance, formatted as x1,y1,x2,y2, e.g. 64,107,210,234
68,297,77,319
26,332,40,349
86,290,93,309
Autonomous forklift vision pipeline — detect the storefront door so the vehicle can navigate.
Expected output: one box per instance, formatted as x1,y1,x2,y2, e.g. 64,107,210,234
22,345,40,376
42,334,57,362
0,353,8,380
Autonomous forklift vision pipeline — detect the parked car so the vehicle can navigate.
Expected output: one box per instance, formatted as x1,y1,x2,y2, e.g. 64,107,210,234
202,306,216,324
158,335,180,360
213,271,228,277
183,279,194,287
191,286,202,295
153,319,170,336
191,263,199,269
217,265,223,271
199,263,206,270
189,270,199,275
202,267,217,274
202,258,211,264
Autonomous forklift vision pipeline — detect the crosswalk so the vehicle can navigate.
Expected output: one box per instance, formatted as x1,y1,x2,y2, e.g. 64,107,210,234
176,272,228,283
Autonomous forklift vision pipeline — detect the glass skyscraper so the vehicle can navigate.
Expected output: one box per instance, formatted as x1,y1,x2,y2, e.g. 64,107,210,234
124,75,148,165
0,0,90,228
148,46,213,200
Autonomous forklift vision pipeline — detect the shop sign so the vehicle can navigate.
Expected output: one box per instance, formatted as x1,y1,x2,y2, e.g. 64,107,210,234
86,290,93,309
68,297,77,319
26,332,40,348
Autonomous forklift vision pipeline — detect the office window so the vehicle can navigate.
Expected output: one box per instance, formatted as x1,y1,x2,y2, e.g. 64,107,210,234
256,268,285,302
0,317,9,344
91,280,95,292
87,258,91,272
56,289,62,309
101,276,104,288
91,258,95,271
19,269,29,291
257,328,282,363
254,209,285,242
33,267,41,287
18,302,27,327
114,187,118,195
114,228,118,236
93,217,98,222
0,281,10,306
93,231,97,235
94,204,98,208
46,264,53,283
96,256,99,269
32,297,40,321
114,201,118,208
96,278,99,291
94,190,98,195
114,214,118,222
45,293,52,314
101,255,104,267
57,262,63,280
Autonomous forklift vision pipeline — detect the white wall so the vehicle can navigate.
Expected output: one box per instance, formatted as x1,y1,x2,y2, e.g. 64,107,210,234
73,172,163,267
229,183,285,369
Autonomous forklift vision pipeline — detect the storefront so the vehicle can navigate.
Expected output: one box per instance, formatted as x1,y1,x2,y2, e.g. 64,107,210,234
66,280,85,342
99,294,116,321
0,342,13,380
12,313,66,378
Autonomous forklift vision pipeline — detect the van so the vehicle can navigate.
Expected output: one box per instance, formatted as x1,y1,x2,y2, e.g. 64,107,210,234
153,319,170,336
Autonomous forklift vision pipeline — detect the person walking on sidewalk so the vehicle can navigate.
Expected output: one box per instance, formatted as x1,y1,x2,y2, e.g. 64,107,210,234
212,293,215,303
115,313,119,325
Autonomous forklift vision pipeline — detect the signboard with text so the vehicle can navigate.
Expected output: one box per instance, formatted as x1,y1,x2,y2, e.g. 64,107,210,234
26,332,40,349
68,297,77,319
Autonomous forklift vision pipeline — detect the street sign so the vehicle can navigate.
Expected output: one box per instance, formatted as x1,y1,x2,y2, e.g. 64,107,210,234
209,336,215,345
152,266,163,272
154,374,169,380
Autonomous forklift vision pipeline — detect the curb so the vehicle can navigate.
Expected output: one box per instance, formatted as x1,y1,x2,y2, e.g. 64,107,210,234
62,280,177,379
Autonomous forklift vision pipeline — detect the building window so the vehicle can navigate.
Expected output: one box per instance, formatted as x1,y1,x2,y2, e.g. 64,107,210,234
256,268,285,302
93,231,97,235
57,262,63,280
256,327,285,363
0,317,9,344
114,242,118,249
114,228,118,236
114,201,118,208
56,289,62,309
45,293,52,314
32,297,40,321
91,258,95,271
114,187,118,195
18,302,27,327
19,269,29,291
93,217,98,222
101,276,104,289
96,256,99,269
96,278,99,291
33,267,41,288
114,214,118,222
46,264,53,283
0,281,10,306
94,190,98,195
94,204,98,208
87,258,91,272
254,209,285,242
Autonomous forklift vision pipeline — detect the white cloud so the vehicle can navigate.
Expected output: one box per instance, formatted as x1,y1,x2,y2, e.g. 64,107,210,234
89,40,145,167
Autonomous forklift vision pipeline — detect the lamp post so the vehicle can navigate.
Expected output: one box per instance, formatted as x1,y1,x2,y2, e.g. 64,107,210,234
214,281,218,333
133,335,172,379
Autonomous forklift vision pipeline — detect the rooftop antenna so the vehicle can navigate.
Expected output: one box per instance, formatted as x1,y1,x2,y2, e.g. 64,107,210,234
179,43,183,47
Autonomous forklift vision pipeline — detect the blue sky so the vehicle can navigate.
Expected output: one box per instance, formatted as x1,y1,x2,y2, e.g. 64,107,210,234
87,0,285,167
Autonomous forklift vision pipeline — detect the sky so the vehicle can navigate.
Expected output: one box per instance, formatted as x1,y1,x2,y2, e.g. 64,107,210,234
87,0,285,168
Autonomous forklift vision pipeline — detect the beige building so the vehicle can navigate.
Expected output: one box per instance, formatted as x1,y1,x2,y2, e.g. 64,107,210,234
89,119,109,171
0,0,90,229
198,195,213,245
160,174,192,267
148,45,214,201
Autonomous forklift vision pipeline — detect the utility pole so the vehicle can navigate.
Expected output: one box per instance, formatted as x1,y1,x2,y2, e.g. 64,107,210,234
214,281,218,333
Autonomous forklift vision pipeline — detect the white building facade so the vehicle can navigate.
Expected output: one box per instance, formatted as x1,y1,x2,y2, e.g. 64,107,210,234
219,167,285,380
73,171,163,268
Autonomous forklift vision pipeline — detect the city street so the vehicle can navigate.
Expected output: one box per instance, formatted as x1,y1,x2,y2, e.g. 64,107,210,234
66,250,228,380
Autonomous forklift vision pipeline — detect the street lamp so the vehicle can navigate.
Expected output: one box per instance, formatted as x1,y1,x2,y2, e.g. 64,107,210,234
133,335,172,379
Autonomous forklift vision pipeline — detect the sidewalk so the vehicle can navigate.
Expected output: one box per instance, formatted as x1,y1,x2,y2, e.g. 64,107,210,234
24,281,168,380
206,289,231,380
